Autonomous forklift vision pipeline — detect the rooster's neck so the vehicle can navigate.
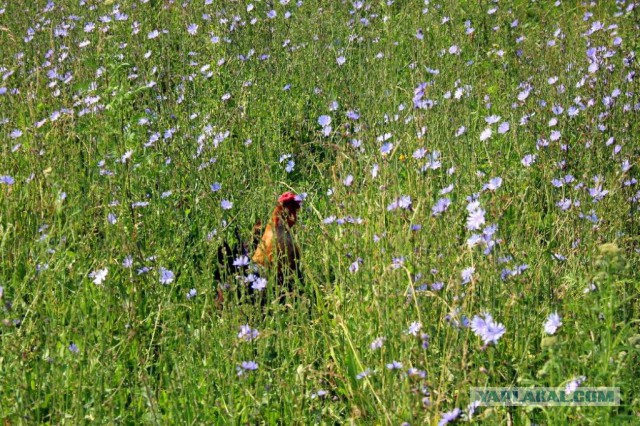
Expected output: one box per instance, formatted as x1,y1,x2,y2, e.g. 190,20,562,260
272,206,297,228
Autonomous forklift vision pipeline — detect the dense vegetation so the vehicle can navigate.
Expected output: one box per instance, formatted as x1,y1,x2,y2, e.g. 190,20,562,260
1,0,639,423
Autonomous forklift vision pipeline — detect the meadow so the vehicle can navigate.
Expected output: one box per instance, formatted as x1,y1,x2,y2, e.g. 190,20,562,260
1,0,639,424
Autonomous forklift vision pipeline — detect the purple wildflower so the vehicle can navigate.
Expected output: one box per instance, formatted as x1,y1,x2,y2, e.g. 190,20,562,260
461,267,474,284
281,158,294,173
485,115,501,124
387,195,412,211
187,23,198,35
238,324,260,341
406,321,422,336
464,401,481,421
233,256,250,267
544,312,562,335
552,253,567,261
370,337,385,350
521,154,536,167
440,184,454,194
251,277,267,291
471,313,506,345
0,176,15,185
346,110,360,120
386,361,403,370
413,147,427,159
91,268,108,285
483,177,503,191
356,369,373,380
588,181,609,201
237,361,258,376
438,408,461,426
310,390,328,399
432,198,451,216
159,267,174,285
318,115,331,127
565,376,586,394
380,142,393,155
466,206,486,231
557,199,572,211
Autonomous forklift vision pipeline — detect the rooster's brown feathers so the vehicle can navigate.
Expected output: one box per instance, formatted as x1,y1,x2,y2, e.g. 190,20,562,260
252,192,302,285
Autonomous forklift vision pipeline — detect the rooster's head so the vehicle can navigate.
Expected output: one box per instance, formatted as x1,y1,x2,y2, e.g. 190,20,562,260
277,192,302,227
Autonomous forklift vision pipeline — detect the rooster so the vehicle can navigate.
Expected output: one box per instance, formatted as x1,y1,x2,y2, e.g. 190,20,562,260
214,192,302,305
252,192,303,291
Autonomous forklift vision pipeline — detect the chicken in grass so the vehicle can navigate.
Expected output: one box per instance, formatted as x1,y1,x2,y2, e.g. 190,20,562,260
252,192,303,288
213,192,302,305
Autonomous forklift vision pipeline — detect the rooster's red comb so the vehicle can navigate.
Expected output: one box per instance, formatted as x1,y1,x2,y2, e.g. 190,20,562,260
278,192,299,204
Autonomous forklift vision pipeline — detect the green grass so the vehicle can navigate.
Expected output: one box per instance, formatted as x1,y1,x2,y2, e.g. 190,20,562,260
1,0,639,424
